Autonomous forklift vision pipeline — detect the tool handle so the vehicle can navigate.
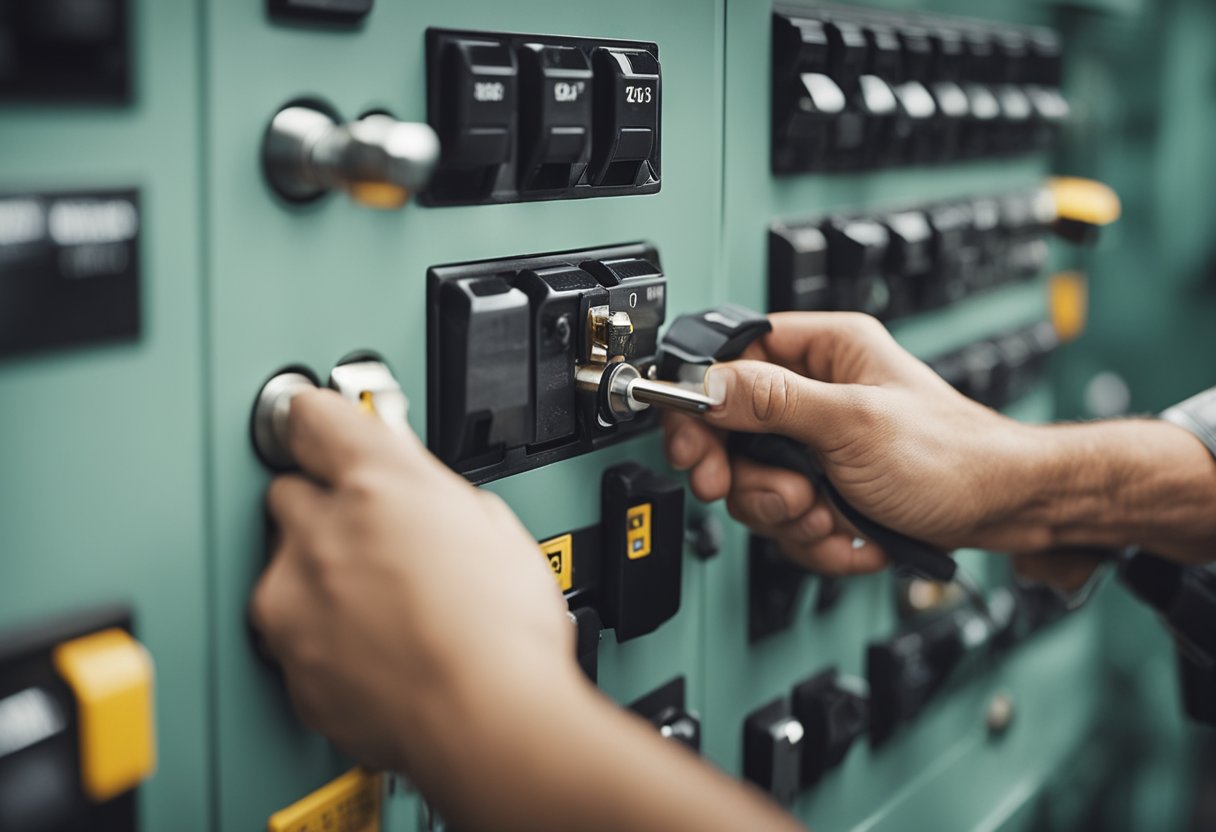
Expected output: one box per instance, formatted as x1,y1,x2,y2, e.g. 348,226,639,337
726,433,958,582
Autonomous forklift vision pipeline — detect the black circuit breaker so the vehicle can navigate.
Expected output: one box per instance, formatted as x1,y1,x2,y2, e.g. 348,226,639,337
424,29,661,205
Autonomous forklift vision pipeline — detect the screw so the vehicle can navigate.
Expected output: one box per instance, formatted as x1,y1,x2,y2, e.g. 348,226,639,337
986,692,1015,735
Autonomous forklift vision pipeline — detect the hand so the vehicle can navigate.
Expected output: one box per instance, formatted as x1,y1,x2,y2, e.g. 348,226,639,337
250,389,806,832
664,312,1041,574
249,389,578,797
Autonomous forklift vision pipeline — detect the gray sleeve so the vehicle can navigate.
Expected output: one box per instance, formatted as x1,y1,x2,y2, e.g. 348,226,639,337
1161,386,1216,458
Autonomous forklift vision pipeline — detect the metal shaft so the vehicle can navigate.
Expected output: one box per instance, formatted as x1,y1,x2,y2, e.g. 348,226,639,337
626,377,714,414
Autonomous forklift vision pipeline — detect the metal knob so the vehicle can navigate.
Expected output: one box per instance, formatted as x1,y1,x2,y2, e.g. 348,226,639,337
252,370,319,470
262,105,440,208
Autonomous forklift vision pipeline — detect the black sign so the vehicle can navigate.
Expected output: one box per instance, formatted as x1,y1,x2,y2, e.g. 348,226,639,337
0,0,131,104
0,189,141,358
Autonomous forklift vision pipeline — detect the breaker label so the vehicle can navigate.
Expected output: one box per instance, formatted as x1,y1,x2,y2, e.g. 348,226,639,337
539,534,574,592
626,503,652,560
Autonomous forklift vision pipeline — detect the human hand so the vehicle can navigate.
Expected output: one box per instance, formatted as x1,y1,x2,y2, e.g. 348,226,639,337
249,389,580,789
664,312,1043,574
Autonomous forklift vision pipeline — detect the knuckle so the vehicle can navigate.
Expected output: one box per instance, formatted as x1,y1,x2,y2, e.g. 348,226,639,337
749,368,795,424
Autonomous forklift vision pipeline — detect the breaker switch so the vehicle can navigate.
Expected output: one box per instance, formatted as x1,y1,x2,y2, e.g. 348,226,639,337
590,47,661,187
769,222,831,313
743,698,804,807
630,678,701,753
824,218,891,318
517,44,593,191
791,668,869,787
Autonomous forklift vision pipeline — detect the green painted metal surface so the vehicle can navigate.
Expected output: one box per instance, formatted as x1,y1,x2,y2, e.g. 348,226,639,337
1,0,1211,829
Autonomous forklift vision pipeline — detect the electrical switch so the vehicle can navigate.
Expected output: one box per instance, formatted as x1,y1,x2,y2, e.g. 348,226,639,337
791,668,870,787
516,266,605,445
630,678,701,753
517,44,593,191
769,222,831,313
959,30,1001,157
436,276,531,465
749,535,814,642
262,104,439,208
771,14,842,173
882,210,933,317
822,19,870,168
569,606,602,684
590,47,661,187
867,590,1014,746
824,217,891,318
925,202,975,308
860,23,907,166
992,30,1033,153
969,197,1002,291
743,698,804,807
600,463,683,642
894,25,939,164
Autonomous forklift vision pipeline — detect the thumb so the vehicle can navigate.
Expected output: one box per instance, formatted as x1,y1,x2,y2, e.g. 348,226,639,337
702,360,861,452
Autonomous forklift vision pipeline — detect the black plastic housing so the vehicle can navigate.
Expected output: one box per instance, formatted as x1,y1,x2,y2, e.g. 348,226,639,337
424,28,660,206
428,243,664,484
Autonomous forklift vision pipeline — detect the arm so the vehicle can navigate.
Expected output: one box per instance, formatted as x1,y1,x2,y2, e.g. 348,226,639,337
664,312,1216,575
250,390,801,832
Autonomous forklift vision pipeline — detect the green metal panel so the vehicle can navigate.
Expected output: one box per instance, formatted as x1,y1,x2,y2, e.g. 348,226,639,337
202,0,723,827
0,2,211,830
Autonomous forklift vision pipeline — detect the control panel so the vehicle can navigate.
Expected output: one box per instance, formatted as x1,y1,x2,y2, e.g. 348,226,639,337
3,0,1206,830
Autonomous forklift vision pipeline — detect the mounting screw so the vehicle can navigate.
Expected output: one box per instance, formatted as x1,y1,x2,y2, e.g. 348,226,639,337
986,692,1015,735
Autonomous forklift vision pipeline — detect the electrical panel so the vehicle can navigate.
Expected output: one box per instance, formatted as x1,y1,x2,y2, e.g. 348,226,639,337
2,0,1211,831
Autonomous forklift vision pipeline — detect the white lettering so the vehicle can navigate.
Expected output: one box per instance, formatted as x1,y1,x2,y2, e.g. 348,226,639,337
624,85,653,105
473,81,505,102
554,81,585,103
0,199,45,246
48,199,138,246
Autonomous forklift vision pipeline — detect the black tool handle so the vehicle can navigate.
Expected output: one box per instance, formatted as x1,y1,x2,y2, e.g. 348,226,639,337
726,433,958,582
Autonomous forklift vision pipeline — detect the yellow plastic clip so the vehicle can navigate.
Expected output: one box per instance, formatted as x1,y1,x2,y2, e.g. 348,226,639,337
53,628,156,802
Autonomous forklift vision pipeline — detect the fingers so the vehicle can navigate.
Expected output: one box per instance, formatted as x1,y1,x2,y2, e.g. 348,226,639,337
762,312,919,385
779,533,888,576
663,412,717,471
288,388,423,486
265,474,328,539
727,457,818,526
702,359,868,453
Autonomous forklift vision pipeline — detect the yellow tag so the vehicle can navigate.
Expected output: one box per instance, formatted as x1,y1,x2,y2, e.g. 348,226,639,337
539,534,574,592
1048,176,1121,227
267,768,382,832
52,629,156,802
1050,271,1088,342
626,503,652,560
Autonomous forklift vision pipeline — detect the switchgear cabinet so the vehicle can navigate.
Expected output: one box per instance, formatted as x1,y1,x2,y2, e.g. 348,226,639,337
1,0,1213,830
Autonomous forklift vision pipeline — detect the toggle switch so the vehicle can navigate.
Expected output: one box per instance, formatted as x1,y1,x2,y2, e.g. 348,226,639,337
630,678,701,753
769,222,831,313
590,47,661,187
262,104,439,208
569,606,602,684
743,698,804,807
771,14,845,173
791,668,869,788
824,217,891,318
436,37,518,168
517,44,593,191
436,276,532,464
882,210,933,317
601,463,684,642
252,355,409,471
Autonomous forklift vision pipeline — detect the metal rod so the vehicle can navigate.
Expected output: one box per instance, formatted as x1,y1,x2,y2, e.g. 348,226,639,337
626,378,715,414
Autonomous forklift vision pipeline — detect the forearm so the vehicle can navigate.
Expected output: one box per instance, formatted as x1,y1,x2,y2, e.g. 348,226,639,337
1005,419,1216,563
416,659,802,832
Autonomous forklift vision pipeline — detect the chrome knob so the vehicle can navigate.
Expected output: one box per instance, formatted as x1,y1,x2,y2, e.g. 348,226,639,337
262,105,440,209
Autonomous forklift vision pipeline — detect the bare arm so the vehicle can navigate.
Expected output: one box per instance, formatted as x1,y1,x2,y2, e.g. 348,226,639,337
664,312,1216,576
250,390,802,832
